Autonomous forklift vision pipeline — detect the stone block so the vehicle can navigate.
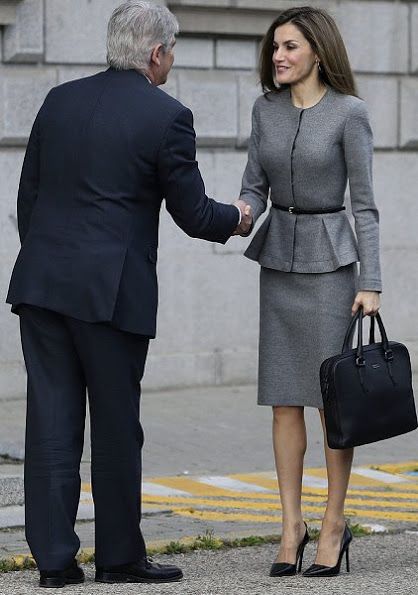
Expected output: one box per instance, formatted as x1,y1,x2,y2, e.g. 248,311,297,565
45,0,120,64
412,4,418,73
400,78,418,149
0,256,25,363
337,1,408,73
149,202,259,379
174,38,214,69
177,70,238,142
3,0,43,63
356,76,398,149
154,243,258,353
235,0,338,9
216,40,257,70
238,72,262,145
57,66,103,85
0,67,57,145
0,149,25,258
160,71,179,100
219,348,258,385
170,0,231,6
0,1,20,26
143,350,217,390
172,6,279,36
373,152,418,249
380,247,418,345
203,149,270,256
0,362,26,400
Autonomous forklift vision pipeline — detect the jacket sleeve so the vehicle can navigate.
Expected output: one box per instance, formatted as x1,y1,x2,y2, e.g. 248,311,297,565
239,99,270,224
17,112,41,243
158,107,239,244
343,101,382,292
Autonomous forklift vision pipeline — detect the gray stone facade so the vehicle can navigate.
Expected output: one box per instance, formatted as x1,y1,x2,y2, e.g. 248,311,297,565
0,0,417,398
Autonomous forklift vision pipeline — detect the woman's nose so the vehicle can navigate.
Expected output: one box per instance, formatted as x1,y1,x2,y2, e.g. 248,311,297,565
273,48,284,64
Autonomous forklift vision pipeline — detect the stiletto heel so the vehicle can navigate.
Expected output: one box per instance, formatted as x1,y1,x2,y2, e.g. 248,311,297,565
297,549,304,573
270,521,310,577
302,523,353,577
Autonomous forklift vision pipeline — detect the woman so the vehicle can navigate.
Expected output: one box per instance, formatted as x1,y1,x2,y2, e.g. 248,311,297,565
240,6,381,577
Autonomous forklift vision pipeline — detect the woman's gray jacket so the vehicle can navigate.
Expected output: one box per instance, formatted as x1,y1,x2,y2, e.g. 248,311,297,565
240,85,382,292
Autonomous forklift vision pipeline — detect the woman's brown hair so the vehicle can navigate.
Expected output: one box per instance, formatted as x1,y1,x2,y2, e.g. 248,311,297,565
259,6,357,97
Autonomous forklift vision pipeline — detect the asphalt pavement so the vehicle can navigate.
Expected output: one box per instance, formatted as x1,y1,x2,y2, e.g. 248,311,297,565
0,382,417,593
1,531,418,594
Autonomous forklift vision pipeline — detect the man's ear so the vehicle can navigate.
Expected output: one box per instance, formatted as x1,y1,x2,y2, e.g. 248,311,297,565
150,43,164,67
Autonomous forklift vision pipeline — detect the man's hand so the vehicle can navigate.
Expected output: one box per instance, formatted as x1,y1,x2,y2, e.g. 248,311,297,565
233,199,253,236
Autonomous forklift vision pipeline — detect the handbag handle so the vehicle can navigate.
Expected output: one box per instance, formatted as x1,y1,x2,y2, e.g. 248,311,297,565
342,308,392,364
369,315,375,344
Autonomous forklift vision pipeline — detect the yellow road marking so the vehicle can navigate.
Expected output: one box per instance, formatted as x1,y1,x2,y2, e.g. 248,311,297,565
171,507,418,523
142,494,418,512
232,473,418,491
303,487,418,500
147,477,247,498
366,462,418,474
149,489,418,503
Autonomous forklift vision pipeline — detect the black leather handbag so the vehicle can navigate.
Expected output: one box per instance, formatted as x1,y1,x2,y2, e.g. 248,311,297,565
320,308,417,449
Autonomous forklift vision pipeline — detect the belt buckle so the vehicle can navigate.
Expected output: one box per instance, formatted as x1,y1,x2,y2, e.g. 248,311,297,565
288,206,295,214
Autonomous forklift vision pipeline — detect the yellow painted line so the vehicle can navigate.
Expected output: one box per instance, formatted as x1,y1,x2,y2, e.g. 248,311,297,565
231,474,279,491
142,494,418,512
232,473,418,492
147,477,247,498
316,487,418,501
83,482,418,503
82,480,418,504
366,462,418,474
171,506,418,524
301,467,395,487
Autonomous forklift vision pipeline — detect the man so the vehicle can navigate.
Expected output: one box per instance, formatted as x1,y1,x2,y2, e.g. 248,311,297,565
6,0,252,588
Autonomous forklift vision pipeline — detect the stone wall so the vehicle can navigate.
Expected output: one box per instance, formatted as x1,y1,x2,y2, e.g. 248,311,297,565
0,0,417,397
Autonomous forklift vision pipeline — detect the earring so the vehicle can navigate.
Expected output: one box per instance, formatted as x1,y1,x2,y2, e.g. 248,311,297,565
315,59,322,73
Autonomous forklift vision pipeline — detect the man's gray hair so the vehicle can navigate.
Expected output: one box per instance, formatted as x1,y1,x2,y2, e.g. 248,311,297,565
107,1,179,71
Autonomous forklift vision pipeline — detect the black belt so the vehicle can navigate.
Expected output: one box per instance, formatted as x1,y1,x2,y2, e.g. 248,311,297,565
272,204,345,215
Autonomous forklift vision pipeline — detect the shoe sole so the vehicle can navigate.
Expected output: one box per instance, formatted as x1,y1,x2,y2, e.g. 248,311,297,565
39,578,85,588
95,572,183,584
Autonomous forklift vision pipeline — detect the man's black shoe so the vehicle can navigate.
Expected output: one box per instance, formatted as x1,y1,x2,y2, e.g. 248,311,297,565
95,557,183,583
39,559,85,588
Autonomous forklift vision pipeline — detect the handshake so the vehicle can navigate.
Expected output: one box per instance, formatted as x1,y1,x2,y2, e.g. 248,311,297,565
233,199,253,236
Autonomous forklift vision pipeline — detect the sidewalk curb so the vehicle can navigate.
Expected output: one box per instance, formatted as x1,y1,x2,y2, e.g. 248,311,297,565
0,524,390,574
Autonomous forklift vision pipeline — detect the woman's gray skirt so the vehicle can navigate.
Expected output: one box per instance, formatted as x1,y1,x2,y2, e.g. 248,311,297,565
258,264,358,409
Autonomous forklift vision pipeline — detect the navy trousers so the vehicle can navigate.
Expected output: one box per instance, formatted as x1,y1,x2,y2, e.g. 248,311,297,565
18,305,149,571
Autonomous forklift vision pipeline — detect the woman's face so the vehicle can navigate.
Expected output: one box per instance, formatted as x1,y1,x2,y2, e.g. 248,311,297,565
272,22,318,86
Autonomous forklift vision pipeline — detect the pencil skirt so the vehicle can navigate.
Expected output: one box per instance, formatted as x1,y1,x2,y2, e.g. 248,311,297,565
258,263,358,408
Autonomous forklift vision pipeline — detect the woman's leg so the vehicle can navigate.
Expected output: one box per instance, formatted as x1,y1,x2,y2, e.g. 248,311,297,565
272,406,307,562
315,409,354,566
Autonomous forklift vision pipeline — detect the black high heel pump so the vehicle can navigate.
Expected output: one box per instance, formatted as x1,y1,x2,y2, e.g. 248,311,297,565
302,523,353,577
270,521,310,577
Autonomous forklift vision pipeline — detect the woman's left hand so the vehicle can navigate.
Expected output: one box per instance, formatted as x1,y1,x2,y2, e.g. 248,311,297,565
351,291,381,316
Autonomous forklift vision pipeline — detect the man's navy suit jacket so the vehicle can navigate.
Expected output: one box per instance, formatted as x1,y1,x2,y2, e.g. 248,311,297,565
6,68,239,337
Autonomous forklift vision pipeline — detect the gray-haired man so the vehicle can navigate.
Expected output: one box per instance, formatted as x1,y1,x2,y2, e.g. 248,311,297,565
6,0,252,588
